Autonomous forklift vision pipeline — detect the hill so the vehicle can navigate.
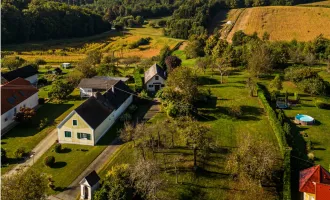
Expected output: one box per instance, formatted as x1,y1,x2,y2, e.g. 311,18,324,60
226,6,330,42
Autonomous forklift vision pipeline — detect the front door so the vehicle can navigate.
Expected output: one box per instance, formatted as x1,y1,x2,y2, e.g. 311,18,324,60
154,85,160,91
84,186,89,199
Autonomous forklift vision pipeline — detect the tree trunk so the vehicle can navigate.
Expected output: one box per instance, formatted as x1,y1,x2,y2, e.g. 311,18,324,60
141,147,145,160
171,132,174,148
193,147,197,170
175,163,178,184
157,131,160,150
163,153,167,171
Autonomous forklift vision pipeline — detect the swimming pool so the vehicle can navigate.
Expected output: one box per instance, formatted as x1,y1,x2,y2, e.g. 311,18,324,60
295,114,315,125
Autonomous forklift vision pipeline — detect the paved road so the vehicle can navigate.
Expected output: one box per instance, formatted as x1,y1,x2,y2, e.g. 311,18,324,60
49,99,161,200
3,128,58,177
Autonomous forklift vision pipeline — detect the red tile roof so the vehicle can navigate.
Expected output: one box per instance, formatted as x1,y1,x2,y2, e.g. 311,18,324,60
300,165,330,194
316,183,330,200
1,78,38,114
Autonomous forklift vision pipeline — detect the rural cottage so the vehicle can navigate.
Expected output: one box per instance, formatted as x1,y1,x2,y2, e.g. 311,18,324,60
1,78,39,130
57,80,133,146
144,63,166,92
1,65,38,85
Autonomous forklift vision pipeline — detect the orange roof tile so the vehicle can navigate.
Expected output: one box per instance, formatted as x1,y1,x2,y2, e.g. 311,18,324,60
1,78,38,114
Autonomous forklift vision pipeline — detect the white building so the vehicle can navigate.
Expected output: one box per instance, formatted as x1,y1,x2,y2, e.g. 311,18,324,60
57,80,133,146
78,76,129,98
144,63,166,92
80,170,100,200
61,63,71,69
1,78,39,130
1,65,38,85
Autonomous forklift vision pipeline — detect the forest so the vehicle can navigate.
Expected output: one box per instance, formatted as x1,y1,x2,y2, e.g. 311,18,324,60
1,0,320,44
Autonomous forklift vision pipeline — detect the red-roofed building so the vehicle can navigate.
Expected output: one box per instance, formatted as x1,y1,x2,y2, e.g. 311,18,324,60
1,78,38,130
300,165,330,200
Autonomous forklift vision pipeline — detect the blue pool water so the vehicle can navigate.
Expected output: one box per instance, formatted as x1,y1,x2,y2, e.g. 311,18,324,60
296,114,314,122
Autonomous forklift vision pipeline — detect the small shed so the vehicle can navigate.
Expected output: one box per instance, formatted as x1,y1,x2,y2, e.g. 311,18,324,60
79,171,100,200
61,63,71,69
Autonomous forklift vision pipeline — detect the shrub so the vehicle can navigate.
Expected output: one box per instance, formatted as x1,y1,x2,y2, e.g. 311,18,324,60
306,140,313,152
307,152,315,161
14,147,26,159
166,101,179,117
34,58,46,65
120,113,132,122
39,118,49,130
1,148,7,164
54,143,62,153
38,78,48,86
315,100,330,109
38,98,45,104
44,156,55,167
127,104,138,114
134,70,143,92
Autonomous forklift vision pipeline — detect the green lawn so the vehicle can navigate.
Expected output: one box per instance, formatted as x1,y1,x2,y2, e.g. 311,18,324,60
1,89,84,174
98,67,282,199
30,122,121,194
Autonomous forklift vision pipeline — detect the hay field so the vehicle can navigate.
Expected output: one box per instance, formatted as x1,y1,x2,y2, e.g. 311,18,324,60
227,6,330,41
2,21,183,64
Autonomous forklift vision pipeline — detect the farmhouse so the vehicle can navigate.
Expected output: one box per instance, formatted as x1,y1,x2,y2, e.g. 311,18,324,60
1,78,39,130
57,80,133,146
144,63,166,92
79,170,100,200
78,76,129,98
1,65,38,85
299,165,330,200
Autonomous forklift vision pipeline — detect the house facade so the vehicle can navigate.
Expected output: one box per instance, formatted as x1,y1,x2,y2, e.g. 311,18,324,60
57,81,133,146
78,78,118,98
1,65,38,85
300,165,330,200
80,171,100,200
1,78,39,130
144,63,166,92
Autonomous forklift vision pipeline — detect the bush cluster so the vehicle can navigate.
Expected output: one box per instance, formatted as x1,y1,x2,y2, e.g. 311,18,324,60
257,84,291,200
44,156,55,167
54,143,62,153
14,147,26,159
129,37,151,49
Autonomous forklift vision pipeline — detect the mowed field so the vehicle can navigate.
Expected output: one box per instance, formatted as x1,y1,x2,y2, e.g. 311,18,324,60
226,6,330,42
2,22,183,64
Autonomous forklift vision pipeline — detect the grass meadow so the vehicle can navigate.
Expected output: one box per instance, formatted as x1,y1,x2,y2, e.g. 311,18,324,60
227,6,330,41
97,54,283,199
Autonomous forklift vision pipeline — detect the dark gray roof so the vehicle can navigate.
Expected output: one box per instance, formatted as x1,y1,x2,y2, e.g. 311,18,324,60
93,76,129,82
78,78,118,90
75,97,113,129
75,80,133,129
84,171,100,186
101,80,134,109
1,65,38,81
144,63,166,83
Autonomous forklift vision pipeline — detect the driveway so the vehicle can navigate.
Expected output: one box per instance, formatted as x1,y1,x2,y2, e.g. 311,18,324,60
49,99,161,200
3,128,58,177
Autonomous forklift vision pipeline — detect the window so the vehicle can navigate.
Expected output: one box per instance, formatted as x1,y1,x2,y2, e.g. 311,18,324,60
14,107,17,115
4,118,8,122
155,76,159,80
64,131,71,138
77,133,91,140
161,84,165,87
149,85,153,88
73,120,78,126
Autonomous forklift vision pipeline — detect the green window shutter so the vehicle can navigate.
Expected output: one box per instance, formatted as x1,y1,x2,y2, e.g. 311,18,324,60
73,120,77,126
87,134,91,140
77,132,81,139
64,131,71,138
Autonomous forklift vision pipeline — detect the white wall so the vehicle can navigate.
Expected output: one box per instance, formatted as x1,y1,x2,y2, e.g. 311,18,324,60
94,95,133,144
25,74,38,84
146,75,165,92
80,88,93,98
80,181,99,200
1,92,38,130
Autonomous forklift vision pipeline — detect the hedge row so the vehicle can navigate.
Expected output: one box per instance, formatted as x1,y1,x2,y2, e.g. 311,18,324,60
256,84,291,200
134,70,143,91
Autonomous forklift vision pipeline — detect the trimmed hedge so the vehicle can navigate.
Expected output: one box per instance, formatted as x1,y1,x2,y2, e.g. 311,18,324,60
257,84,291,200
134,70,143,92
44,156,55,167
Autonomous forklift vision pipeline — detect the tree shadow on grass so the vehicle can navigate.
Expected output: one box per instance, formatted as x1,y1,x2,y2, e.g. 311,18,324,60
59,148,71,153
197,76,220,85
2,103,73,139
52,162,67,169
